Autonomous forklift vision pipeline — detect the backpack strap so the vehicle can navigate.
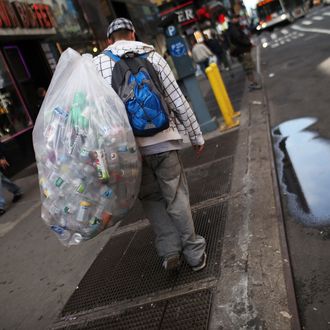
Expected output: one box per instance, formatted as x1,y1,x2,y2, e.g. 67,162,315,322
103,50,121,62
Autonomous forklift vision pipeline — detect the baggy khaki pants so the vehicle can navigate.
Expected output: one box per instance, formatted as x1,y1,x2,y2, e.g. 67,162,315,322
138,150,206,267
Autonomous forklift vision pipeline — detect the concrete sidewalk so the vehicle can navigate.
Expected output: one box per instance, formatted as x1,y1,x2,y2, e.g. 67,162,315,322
0,67,298,329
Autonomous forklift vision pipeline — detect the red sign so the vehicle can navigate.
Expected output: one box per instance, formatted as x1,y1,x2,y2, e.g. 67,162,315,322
160,1,197,26
0,0,56,29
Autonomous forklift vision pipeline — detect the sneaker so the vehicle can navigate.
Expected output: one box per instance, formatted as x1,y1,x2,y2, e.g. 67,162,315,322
0,209,6,216
162,254,181,271
192,252,207,272
12,194,23,203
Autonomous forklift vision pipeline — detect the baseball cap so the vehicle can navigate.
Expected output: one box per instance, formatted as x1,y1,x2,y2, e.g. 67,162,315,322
107,18,135,38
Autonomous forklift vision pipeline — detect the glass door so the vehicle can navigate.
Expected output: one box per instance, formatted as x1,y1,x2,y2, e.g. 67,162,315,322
0,51,33,142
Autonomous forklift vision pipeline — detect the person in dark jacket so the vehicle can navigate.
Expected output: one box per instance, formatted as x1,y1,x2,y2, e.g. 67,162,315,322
203,33,231,71
227,14,261,91
0,143,23,215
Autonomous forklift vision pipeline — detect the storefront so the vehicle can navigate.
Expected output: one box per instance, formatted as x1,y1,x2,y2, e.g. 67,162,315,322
0,1,56,174
0,0,93,175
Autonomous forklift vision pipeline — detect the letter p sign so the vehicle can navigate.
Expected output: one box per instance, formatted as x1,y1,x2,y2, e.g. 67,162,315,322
165,25,177,37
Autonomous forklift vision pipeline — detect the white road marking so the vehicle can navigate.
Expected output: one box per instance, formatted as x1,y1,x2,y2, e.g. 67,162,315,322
281,29,289,34
302,20,313,25
303,34,319,41
292,25,330,35
271,43,280,48
313,16,324,21
0,202,41,237
270,33,277,39
323,12,330,16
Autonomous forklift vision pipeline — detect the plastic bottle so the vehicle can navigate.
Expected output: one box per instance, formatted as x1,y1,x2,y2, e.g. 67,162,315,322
51,224,71,243
44,106,68,155
76,201,91,223
70,232,84,245
39,177,51,198
71,178,87,194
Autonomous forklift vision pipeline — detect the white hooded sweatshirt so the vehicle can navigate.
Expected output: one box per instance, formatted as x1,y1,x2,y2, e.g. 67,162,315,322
93,40,204,155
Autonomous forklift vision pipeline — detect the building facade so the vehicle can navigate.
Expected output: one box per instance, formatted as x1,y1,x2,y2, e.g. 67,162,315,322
0,0,170,175
0,0,95,175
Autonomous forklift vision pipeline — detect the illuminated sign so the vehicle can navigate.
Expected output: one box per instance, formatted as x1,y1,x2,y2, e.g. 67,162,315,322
257,0,275,7
0,0,56,29
160,1,197,26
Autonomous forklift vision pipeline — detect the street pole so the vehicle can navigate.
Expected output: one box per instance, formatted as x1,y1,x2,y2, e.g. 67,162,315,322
164,25,218,134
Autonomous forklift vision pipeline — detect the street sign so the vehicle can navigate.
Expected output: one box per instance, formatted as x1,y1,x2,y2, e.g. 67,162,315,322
165,25,177,37
169,40,187,57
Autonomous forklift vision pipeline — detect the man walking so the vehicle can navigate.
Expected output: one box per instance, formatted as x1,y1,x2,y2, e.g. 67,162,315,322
94,18,206,271
203,32,231,72
191,38,214,74
227,14,261,91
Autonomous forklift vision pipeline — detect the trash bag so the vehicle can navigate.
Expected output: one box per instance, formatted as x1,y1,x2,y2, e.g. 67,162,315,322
33,48,141,246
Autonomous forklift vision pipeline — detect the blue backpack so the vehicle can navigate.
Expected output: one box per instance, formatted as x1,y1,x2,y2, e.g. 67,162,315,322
104,50,169,137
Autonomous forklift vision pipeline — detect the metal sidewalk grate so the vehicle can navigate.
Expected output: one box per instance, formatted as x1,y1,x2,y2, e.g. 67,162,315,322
176,203,227,286
161,289,212,330
187,156,233,205
60,203,227,317
83,300,165,329
56,289,212,329
180,130,238,168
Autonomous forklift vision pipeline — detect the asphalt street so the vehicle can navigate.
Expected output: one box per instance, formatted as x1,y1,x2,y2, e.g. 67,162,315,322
258,5,330,330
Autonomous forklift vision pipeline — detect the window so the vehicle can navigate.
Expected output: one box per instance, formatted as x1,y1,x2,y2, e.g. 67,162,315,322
0,52,33,141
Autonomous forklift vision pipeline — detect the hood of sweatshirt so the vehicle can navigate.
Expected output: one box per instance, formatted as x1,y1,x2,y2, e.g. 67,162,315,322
105,40,155,57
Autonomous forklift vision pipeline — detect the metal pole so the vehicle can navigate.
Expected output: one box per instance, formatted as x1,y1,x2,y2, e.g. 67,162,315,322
182,75,218,134
206,65,240,131
210,63,240,118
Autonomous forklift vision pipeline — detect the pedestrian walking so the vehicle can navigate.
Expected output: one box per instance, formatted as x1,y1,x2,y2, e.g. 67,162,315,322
203,32,231,71
226,14,261,91
191,38,214,74
0,143,23,215
94,18,207,272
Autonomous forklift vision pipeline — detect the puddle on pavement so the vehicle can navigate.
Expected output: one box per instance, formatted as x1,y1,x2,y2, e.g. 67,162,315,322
273,117,330,228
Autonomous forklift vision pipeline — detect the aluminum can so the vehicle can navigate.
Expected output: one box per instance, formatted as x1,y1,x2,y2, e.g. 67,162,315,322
89,149,110,182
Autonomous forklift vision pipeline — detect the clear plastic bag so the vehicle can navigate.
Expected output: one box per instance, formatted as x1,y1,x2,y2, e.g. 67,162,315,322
33,48,141,246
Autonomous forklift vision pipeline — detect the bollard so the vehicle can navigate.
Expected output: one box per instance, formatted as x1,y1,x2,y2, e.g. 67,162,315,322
205,65,240,131
210,63,240,118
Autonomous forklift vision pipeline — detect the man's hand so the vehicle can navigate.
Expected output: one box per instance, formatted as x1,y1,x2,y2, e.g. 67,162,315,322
193,144,205,158
0,158,9,169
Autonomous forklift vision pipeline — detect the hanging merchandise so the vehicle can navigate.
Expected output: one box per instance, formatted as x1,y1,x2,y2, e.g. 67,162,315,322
33,48,141,246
